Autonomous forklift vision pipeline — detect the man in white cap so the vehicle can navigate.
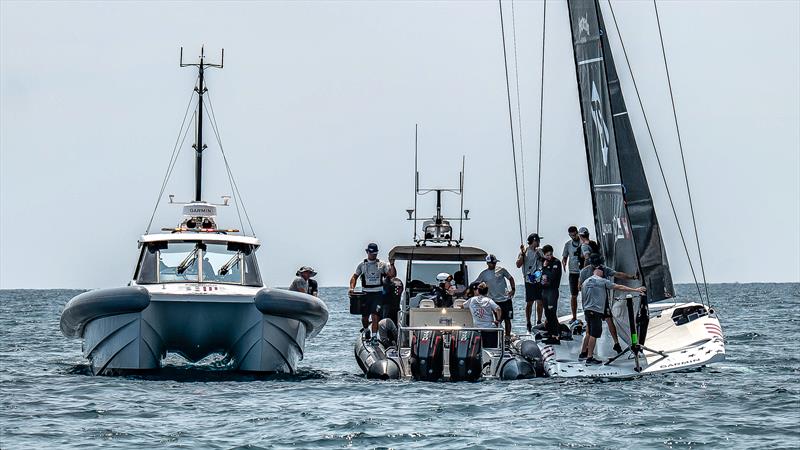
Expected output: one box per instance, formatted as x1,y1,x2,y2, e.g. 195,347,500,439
289,266,317,294
473,254,515,338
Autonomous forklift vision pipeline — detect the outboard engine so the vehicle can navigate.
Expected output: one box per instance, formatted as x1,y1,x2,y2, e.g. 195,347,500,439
449,331,482,381
410,330,444,381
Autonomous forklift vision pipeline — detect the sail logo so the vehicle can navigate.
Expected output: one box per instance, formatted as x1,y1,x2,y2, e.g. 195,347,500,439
590,82,610,166
579,16,590,39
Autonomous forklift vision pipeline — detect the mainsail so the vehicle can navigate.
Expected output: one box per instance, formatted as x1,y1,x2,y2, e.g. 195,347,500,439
566,0,674,301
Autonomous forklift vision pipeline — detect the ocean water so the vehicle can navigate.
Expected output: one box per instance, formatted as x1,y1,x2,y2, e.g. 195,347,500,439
0,284,798,449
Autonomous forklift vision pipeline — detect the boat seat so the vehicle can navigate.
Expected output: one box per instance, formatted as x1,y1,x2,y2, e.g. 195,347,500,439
419,299,435,308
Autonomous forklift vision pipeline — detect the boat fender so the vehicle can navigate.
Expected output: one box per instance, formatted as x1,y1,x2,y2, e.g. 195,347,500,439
377,318,397,348
255,288,329,338
518,339,546,376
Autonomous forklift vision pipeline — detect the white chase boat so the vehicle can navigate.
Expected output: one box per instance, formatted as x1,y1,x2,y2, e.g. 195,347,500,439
501,0,725,378
60,49,328,375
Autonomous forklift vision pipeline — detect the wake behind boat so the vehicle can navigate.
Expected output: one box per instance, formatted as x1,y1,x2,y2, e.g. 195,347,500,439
60,48,328,375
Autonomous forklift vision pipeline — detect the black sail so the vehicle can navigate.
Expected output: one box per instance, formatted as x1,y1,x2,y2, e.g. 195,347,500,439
566,0,638,285
597,6,674,300
567,0,674,301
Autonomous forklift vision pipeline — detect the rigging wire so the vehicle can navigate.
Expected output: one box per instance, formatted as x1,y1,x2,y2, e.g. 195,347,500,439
653,0,711,304
510,0,528,233
145,82,198,233
605,0,705,304
535,0,547,232
202,99,244,234
498,0,525,244
204,91,256,237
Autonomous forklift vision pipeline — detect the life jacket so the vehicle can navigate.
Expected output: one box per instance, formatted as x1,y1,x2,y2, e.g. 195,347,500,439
360,259,387,290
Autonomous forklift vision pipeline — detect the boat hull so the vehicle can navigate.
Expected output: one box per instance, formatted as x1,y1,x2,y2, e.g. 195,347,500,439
538,302,725,379
61,286,328,375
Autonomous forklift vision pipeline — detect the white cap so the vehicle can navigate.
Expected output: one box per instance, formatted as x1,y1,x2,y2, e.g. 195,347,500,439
436,272,451,282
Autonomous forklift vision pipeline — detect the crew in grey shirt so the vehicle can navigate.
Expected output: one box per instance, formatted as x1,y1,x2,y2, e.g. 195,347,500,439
473,254,516,338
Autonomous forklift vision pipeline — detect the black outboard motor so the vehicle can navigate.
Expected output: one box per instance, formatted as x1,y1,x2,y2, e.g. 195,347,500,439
410,330,444,381
449,331,482,381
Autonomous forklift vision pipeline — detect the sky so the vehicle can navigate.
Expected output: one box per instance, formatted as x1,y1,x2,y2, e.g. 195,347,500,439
1,0,798,289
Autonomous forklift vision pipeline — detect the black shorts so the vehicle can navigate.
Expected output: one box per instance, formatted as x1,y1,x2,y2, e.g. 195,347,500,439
497,300,514,320
568,273,580,296
585,310,603,338
524,282,543,303
362,292,384,316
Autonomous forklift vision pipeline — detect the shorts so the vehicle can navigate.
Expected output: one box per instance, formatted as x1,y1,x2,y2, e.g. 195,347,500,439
362,291,384,316
524,282,543,303
568,273,580,296
585,310,603,338
497,300,514,320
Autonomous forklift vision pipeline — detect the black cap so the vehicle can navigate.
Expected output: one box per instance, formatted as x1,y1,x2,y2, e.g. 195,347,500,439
578,227,590,236
528,233,542,243
469,281,481,290
366,243,379,253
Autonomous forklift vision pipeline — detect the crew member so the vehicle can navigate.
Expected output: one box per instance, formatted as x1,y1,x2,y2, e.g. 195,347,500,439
578,253,638,354
433,272,454,307
474,254,515,338
561,226,583,323
580,267,645,365
460,282,502,348
290,266,317,294
516,233,544,332
577,227,599,269
349,243,397,342
540,245,563,344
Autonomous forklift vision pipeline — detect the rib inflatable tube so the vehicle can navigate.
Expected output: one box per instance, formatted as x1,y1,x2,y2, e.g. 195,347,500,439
254,288,329,338
60,286,151,338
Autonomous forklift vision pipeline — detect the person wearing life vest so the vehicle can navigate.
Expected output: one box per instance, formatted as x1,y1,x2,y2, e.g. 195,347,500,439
348,243,397,343
576,227,600,269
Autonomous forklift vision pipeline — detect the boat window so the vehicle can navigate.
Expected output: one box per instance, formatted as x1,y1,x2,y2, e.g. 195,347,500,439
135,245,159,283
158,242,200,282
203,243,244,284
409,262,462,286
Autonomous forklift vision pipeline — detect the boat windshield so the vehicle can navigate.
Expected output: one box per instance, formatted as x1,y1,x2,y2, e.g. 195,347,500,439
135,240,263,287
409,261,463,286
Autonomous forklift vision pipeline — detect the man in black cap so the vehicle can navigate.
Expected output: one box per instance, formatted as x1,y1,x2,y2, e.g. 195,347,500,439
516,233,544,332
349,243,396,342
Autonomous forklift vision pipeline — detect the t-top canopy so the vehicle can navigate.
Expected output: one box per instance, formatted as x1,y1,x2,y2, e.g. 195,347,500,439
389,245,488,262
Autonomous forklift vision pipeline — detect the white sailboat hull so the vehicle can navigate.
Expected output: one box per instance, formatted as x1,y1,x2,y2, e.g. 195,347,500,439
539,301,725,379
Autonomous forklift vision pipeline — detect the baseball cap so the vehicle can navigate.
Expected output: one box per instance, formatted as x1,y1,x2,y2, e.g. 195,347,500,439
578,227,590,236
485,254,499,263
366,243,379,253
528,233,542,242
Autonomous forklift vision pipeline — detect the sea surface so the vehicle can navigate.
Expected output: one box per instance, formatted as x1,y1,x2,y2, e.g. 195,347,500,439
1,284,798,449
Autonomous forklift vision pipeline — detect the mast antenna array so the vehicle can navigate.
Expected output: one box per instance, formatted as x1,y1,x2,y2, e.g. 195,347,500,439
405,126,470,246
180,46,224,202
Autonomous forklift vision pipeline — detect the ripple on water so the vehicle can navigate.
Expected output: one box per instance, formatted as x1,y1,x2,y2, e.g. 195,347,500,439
0,285,798,449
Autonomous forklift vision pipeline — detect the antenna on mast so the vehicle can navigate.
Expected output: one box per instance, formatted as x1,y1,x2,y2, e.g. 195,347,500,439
406,127,470,246
180,46,224,202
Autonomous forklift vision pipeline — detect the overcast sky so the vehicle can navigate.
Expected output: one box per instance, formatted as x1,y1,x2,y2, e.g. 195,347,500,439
1,0,798,289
